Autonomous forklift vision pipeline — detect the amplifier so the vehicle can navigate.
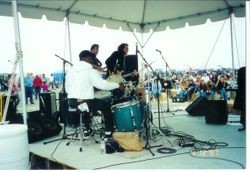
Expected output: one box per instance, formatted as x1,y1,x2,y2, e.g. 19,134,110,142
39,92,57,116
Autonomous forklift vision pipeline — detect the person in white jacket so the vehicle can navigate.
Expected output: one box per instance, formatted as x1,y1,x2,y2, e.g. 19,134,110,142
66,50,124,138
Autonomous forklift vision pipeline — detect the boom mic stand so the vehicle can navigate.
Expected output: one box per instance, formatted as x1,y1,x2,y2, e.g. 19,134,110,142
156,50,176,115
137,50,172,152
43,54,75,145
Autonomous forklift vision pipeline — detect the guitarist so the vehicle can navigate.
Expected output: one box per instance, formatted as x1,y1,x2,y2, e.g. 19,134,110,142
105,43,129,78
105,43,139,85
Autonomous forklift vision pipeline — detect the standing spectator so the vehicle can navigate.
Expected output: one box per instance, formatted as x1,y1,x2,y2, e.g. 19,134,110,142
49,73,54,89
24,73,34,104
7,74,20,106
151,79,162,98
41,74,49,84
41,81,49,92
33,75,43,99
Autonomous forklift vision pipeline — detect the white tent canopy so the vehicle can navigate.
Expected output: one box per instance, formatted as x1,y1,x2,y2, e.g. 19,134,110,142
0,0,245,32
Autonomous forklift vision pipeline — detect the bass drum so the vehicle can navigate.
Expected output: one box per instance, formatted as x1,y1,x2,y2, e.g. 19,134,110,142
112,101,142,131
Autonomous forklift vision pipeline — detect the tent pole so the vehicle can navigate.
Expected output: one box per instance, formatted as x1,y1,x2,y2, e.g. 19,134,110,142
11,0,27,125
141,31,144,81
229,10,236,84
246,1,250,97
66,13,72,63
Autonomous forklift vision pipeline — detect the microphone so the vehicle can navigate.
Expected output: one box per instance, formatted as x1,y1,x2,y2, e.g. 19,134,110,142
8,60,14,64
156,49,161,53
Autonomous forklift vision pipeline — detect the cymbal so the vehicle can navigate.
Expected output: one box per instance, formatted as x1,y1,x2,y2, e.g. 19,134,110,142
142,77,157,84
139,60,157,72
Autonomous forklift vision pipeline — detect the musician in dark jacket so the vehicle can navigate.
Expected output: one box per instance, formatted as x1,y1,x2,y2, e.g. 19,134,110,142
105,43,128,77
90,44,102,67
234,66,246,131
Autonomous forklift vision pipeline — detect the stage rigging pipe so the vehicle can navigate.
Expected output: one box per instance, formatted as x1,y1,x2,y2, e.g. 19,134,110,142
10,0,27,125
229,10,236,84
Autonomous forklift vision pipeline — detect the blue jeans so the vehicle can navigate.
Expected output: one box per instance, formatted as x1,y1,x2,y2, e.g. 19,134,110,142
25,86,33,103
219,88,227,100
198,90,215,100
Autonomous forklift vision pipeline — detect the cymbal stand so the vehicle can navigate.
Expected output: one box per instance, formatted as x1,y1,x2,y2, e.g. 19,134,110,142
156,50,177,116
43,54,75,145
137,50,172,147
141,100,162,156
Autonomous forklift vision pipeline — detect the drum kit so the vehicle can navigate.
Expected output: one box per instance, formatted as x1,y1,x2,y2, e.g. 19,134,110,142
93,60,173,155
94,80,146,132
93,65,163,136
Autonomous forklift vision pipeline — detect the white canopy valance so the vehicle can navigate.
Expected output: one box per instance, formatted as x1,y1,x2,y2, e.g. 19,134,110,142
0,0,245,32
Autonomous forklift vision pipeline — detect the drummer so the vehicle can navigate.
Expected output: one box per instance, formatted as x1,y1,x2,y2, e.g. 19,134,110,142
65,50,124,139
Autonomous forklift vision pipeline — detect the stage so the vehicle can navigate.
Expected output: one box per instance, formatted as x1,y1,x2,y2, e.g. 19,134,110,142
28,100,246,169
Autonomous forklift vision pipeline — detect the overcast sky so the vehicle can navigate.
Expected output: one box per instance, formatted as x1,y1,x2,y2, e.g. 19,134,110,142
0,14,245,76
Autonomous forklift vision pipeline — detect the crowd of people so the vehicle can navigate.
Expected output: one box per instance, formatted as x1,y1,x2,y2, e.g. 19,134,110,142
147,68,239,102
2,73,55,106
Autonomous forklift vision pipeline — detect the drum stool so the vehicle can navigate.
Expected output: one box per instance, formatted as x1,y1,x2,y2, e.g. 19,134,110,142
66,99,98,152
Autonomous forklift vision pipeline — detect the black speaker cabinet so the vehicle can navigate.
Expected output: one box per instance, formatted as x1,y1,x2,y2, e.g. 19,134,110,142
185,97,207,116
59,91,68,123
125,54,138,73
39,92,57,117
205,100,228,124
58,92,80,126
10,111,62,143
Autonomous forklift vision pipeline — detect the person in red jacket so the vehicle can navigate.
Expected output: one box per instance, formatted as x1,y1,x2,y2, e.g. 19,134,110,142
33,75,43,99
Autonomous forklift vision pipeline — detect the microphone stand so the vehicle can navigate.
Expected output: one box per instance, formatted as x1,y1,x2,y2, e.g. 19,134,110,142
137,51,172,155
156,51,176,115
43,54,75,145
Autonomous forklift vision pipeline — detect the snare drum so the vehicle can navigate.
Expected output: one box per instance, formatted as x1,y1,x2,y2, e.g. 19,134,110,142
112,101,143,131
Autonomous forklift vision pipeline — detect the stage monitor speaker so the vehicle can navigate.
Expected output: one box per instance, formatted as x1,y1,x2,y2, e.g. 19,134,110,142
9,111,62,143
0,93,17,122
39,92,57,117
185,96,207,116
205,100,228,124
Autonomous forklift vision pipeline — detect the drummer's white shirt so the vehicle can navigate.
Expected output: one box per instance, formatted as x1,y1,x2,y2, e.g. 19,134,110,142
65,61,119,99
